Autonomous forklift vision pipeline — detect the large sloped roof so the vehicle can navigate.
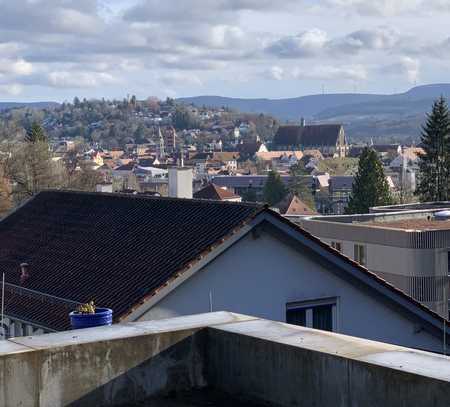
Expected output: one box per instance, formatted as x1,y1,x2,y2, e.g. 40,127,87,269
273,124,342,147
0,191,261,330
0,190,448,339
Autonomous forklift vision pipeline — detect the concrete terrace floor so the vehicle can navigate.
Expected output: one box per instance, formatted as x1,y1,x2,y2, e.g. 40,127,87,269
126,389,266,407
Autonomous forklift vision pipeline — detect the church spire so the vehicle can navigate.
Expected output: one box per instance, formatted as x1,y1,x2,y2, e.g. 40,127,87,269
158,126,165,159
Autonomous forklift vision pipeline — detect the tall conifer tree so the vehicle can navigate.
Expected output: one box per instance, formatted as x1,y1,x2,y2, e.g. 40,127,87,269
263,169,287,206
416,96,450,201
25,122,48,143
346,148,392,214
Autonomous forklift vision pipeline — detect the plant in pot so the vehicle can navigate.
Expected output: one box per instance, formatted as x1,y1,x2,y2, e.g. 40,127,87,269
69,301,113,329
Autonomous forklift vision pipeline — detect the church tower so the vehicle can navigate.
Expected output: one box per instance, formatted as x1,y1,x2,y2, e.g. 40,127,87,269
158,126,165,159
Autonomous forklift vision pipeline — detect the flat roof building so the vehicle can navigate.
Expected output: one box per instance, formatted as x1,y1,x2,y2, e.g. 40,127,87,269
296,206,450,318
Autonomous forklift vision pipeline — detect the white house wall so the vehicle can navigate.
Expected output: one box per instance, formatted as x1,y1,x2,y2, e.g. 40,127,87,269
137,231,444,354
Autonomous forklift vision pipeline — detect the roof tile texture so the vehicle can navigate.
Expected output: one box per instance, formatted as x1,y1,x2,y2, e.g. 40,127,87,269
0,191,261,330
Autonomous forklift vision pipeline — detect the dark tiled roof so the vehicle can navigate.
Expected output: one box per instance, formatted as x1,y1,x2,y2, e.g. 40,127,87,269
194,184,240,201
0,191,262,330
237,142,262,155
3,285,75,331
114,162,136,171
329,176,354,191
274,124,343,147
212,175,293,189
138,158,158,167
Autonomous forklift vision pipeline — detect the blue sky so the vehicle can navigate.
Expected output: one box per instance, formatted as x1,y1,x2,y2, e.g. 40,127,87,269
0,0,449,101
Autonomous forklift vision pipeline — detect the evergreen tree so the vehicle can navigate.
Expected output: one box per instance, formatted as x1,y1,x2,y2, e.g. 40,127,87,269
172,106,199,130
25,122,47,143
289,163,316,210
241,186,257,202
263,170,287,206
416,96,450,201
346,148,392,214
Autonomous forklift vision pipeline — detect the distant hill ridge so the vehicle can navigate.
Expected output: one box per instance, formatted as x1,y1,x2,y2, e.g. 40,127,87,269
178,84,450,142
178,84,450,121
0,102,59,111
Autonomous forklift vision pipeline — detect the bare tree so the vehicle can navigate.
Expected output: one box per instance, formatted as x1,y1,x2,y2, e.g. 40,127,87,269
5,140,64,204
0,162,12,217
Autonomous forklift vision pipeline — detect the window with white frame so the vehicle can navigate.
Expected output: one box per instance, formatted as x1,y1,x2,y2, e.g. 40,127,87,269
354,244,366,266
286,297,339,332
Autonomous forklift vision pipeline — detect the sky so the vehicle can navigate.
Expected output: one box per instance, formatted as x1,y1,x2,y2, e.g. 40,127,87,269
1,0,450,102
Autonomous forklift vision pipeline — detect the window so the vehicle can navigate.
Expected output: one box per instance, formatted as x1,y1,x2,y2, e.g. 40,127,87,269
354,244,366,266
331,241,342,252
286,298,338,332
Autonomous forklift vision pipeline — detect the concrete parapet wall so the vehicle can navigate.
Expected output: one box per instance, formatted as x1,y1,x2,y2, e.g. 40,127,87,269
207,319,450,407
0,312,448,406
1,328,206,406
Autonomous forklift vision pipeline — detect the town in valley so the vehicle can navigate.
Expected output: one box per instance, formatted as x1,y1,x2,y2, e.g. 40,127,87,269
0,1,449,406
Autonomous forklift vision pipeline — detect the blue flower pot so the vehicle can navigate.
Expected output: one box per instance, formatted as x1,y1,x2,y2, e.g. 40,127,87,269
69,308,113,329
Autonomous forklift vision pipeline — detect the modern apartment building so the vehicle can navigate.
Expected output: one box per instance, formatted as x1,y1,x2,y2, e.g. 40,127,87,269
295,206,450,318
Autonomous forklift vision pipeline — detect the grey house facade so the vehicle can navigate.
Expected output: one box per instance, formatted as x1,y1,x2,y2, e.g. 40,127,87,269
126,215,448,353
0,191,448,354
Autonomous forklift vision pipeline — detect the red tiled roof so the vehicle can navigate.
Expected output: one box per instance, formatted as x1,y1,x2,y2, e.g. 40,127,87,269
275,193,317,216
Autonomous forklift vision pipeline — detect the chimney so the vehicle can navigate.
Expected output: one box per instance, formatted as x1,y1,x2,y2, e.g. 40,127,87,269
300,117,306,127
20,263,30,284
168,167,193,199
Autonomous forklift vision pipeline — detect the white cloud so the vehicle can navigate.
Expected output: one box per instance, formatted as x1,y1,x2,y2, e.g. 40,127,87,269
124,0,299,23
318,0,422,16
159,72,203,87
0,83,23,96
0,59,33,76
265,66,285,80
309,0,450,16
0,43,22,57
54,8,104,35
382,57,420,84
293,65,367,81
331,27,400,54
0,0,446,98
267,29,328,58
47,71,117,88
